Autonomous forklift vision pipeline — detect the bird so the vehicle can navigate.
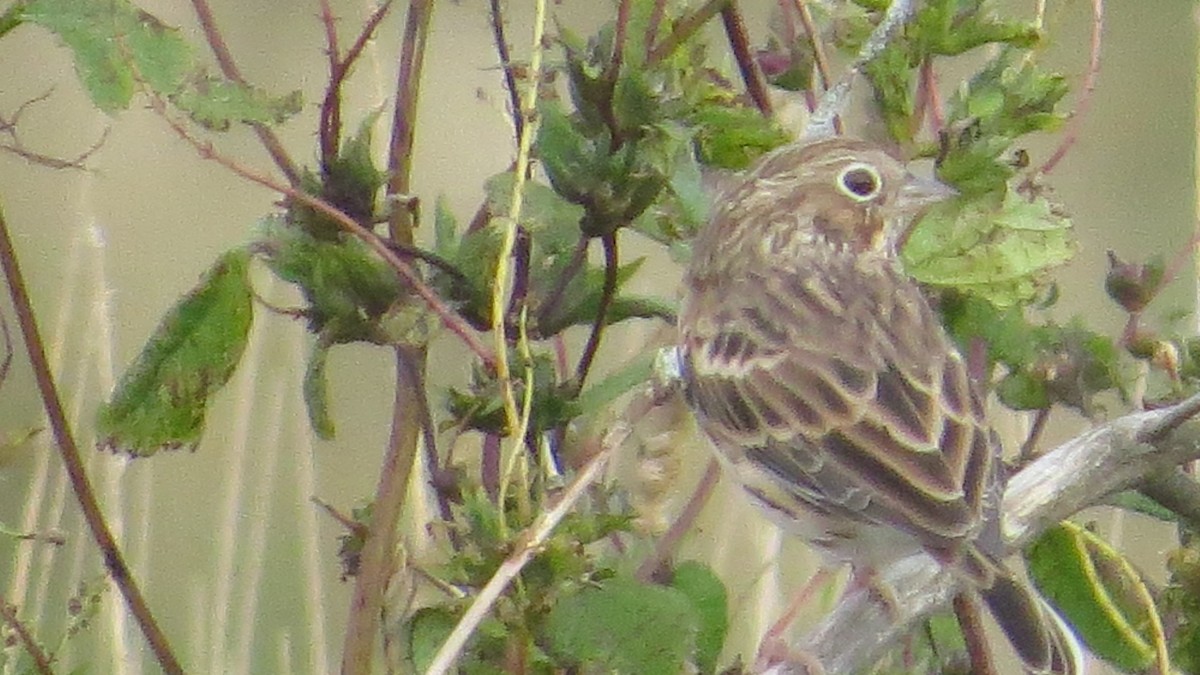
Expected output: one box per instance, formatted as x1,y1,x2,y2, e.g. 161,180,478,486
677,136,1074,673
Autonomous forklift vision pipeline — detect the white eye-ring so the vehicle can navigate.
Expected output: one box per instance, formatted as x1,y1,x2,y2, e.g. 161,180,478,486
836,162,882,201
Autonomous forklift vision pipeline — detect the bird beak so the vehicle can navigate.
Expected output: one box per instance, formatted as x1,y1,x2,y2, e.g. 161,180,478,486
899,173,958,207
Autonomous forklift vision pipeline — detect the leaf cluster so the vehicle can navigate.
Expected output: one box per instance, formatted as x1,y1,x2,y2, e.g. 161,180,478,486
403,489,727,674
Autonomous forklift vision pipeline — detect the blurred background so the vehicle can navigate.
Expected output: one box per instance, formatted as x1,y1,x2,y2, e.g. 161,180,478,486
0,0,1193,672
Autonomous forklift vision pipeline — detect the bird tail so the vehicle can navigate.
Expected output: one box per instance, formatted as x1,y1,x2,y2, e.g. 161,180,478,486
980,569,1082,675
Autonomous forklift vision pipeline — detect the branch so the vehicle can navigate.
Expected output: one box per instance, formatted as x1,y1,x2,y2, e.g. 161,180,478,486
805,0,914,138
771,392,1200,674
385,0,434,242
188,0,300,184
1035,0,1103,177
149,96,496,369
487,0,523,144
0,596,53,675
0,205,184,673
720,2,772,116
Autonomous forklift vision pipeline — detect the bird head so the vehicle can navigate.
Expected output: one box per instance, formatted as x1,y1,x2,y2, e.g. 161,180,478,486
694,138,956,275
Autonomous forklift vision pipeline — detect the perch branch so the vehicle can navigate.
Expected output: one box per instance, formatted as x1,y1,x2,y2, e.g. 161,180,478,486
771,392,1200,674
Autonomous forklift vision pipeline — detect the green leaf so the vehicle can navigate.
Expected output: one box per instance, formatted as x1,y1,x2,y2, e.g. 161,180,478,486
303,340,335,440
407,607,459,673
23,0,192,111
97,249,253,456
613,68,660,136
576,349,657,415
862,42,916,144
433,196,460,259
1027,522,1166,673
484,172,585,255
319,113,386,224
170,75,302,131
259,216,402,344
688,103,789,170
671,562,728,675
995,370,1050,410
547,575,699,673
536,257,668,336
902,191,1074,307
537,101,597,205
1111,490,1180,523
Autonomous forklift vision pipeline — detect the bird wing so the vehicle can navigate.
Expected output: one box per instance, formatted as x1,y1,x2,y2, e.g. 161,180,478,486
681,256,993,551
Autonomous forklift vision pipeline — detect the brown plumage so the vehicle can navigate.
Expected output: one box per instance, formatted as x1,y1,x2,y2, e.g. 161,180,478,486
679,137,1074,673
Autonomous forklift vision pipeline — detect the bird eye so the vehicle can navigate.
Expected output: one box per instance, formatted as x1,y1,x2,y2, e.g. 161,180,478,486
837,163,882,201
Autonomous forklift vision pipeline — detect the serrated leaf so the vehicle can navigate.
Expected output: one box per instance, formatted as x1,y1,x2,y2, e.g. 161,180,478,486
98,249,253,456
688,103,789,170
547,575,698,673
537,101,597,204
536,258,661,336
671,562,728,675
321,112,386,224
23,0,192,111
484,172,584,255
576,349,656,414
171,75,302,131
949,53,1068,139
902,191,1074,307
613,68,659,135
303,340,335,439
1027,521,1167,673
259,216,402,344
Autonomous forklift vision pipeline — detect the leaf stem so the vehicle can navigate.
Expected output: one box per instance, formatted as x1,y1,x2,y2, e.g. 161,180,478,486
491,0,549,532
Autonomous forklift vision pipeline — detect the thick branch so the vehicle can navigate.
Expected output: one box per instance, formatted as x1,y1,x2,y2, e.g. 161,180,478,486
772,392,1200,674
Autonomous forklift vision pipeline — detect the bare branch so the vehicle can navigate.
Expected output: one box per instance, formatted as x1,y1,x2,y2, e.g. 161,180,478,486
773,392,1200,674
188,0,300,184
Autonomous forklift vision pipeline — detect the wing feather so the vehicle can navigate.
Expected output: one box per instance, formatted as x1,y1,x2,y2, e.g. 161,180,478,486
681,256,992,549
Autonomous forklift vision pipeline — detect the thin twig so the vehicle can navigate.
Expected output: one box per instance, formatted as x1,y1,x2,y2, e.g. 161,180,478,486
720,2,772,116
488,0,524,143
491,0,549,443
953,593,999,675
342,2,395,78
790,0,842,134
317,0,343,165
535,235,589,332
385,0,434,242
0,596,53,675
188,0,300,184
149,96,496,369
606,0,633,83
341,5,435,668
573,232,619,388
635,458,721,581
1018,407,1051,464
0,206,183,674
0,308,11,389
643,0,668,61
646,0,729,67
1036,0,1103,176
806,0,915,138
791,0,832,90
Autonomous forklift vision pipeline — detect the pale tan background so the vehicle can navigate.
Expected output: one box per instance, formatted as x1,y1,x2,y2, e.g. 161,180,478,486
0,1,1192,673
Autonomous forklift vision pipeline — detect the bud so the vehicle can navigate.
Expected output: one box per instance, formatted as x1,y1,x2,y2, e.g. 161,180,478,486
1105,250,1165,314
